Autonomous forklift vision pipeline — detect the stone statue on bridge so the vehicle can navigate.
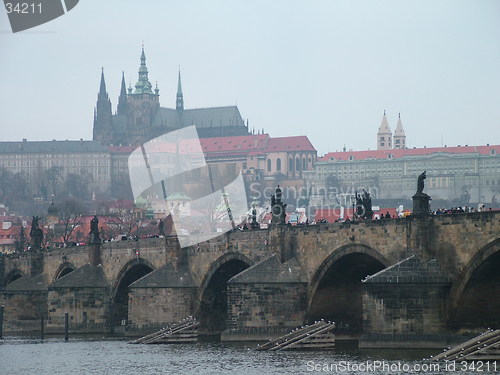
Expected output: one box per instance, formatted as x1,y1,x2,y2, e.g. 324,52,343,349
30,216,44,250
271,186,287,225
158,219,165,236
361,190,374,220
417,171,427,194
354,190,374,220
413,171,431,216
250,206,260,229
16,225,26,252
89,215,101,244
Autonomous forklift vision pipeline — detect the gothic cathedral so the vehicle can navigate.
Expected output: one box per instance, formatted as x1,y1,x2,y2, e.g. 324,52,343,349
93,47,250,146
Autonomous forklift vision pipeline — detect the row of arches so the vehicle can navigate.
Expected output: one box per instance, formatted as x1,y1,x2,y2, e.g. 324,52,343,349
265,156,314,173
4,262,76,286
4,238,499,335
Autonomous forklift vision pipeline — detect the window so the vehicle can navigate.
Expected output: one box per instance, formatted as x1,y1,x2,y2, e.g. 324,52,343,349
289,158,293,171
296,158,301,171
276,158,281,171
302,158,306,170
267,159,271,172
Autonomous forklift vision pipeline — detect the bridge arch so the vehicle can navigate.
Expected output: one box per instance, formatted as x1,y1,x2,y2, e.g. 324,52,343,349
307,243,389,333
110,258,155,327
449,237,500,329
196,252,254,338
52,262,76,281
5,269,24,285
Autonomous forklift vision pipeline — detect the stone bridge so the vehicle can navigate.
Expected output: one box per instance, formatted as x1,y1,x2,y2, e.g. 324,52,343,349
1,211,499,346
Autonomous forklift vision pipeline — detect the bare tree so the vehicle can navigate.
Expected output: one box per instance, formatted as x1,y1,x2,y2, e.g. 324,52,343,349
33,162,49,199
0,167,13,201
58,198,86,245
45,166,64,197
197,193,226,233
11,172,29,199
63,169,93,199
102,199,140,238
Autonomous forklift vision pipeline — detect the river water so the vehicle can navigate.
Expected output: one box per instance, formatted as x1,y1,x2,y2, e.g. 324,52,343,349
0,336,497,375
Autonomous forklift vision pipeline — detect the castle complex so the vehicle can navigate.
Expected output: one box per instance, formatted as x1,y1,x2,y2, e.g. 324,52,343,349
0,48,498,210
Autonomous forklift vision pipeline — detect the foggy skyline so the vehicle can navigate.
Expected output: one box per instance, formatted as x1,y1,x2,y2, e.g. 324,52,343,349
1,0,499,155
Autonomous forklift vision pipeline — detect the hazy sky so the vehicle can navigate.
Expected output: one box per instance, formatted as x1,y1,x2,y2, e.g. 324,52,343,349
1,0,499,155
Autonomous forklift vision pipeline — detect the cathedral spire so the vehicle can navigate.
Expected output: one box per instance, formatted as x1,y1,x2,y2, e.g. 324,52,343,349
133,45,153,94
117,71,128,115
93,68,113,144
176,69,184,111
98,67,107,99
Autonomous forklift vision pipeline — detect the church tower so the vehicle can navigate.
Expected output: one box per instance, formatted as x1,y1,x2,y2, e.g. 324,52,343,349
393,113,406,149
93,68,113,144
176,69,184,111
125,46,160,146
377,111,392,150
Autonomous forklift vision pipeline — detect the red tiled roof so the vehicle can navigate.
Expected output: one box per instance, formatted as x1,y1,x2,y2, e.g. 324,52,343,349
0,226,19,237
263,136,316,153
320,144,500,162
200,134,269,154
109,146,136,153
110,134,316,159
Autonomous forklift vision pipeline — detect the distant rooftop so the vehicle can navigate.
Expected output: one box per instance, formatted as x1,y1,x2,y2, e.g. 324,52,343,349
0,140,109,154
320,144,500,162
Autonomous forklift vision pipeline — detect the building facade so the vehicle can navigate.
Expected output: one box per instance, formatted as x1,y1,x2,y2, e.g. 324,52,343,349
121,133,317,206
0,140,111,200
307,144,500,207
199,134,317,203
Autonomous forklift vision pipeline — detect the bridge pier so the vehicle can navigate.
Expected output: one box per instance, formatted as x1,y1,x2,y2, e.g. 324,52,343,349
46,264,110,333
127,263,197,334
222,255,308,341
360,255,453,348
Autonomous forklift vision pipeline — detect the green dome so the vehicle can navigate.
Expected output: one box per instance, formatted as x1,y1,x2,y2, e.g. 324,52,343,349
135,195,148,208
47,201,59,216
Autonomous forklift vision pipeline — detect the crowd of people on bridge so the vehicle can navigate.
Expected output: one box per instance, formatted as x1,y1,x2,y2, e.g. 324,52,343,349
432,204,489,215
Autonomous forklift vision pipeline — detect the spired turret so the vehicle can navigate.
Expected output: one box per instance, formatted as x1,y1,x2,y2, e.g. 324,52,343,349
117,71,128,116
93,68,113,144
393,113,406,149
377,110,392,150
176,69,184,111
